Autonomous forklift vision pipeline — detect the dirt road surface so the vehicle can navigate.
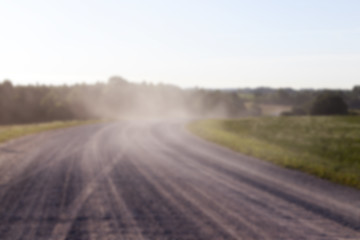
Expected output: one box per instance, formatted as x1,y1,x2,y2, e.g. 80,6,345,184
0,121,359,240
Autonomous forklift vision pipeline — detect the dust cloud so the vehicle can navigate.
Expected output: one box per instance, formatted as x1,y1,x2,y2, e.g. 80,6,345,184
74,76,248,121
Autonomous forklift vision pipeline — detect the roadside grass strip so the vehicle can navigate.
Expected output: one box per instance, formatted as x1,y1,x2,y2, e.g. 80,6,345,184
0,120,98,144
188,116,360,188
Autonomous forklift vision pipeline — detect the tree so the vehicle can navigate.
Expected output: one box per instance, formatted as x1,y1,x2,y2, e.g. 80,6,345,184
310,93,348,115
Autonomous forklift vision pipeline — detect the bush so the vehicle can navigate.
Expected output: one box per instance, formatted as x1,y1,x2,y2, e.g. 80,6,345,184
310,93,348,115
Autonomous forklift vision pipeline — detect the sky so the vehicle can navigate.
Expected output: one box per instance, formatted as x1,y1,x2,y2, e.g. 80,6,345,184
0,0,359,89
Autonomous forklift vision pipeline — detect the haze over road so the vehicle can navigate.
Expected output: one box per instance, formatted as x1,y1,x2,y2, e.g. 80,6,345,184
0,121,359,240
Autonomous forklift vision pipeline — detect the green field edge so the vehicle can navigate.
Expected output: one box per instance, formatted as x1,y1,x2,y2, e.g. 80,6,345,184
0,120,102,144
187,119,360,189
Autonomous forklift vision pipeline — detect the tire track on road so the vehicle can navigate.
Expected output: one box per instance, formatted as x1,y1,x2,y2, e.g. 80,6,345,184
50,123,133,240
133,126,272,240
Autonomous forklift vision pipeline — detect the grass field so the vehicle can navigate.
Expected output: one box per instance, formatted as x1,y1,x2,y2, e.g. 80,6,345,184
188,116,360,188
0,120,98,144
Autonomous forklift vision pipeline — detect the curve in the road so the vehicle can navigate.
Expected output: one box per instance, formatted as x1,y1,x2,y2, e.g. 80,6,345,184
0,121,359,240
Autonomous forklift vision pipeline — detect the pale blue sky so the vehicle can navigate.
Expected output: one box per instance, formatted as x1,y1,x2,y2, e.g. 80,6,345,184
0,0,359,89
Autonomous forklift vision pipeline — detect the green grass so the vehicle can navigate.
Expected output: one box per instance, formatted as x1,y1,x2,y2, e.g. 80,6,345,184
188,116,360,188
0,120,99,144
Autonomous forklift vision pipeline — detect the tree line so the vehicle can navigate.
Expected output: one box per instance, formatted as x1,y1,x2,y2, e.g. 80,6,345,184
0,77,247,125
238,86,360,116
1,77,359,124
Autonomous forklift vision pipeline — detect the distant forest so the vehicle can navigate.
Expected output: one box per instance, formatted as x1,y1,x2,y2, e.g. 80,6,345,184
238,86,360,115
0,76,359,125
0,77,247,124
238,86,360,109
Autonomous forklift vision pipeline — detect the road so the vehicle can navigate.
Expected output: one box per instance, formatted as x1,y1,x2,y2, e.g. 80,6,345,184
0,121,359,240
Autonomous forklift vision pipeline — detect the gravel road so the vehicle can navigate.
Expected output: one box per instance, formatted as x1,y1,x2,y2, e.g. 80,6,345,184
0,121,359,240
